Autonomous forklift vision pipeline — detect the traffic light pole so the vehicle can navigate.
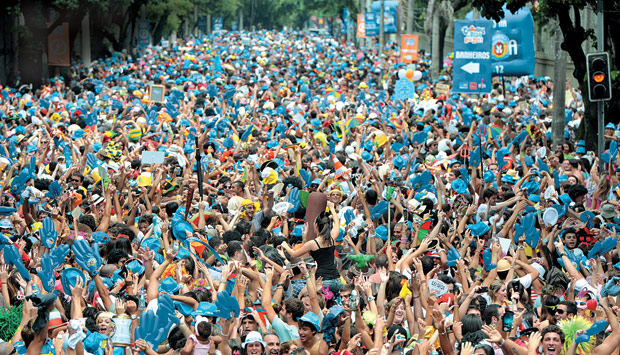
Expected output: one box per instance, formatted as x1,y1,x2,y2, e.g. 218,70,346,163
597,0,604,171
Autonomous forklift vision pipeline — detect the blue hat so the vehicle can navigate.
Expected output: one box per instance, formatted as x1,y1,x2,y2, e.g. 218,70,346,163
193,302,219,317
172,220,194,241
175,301,195,317
310,178,321,186
375,225,388,241
393,155,407,169
126,259,145,276
577,140,586,147
467,222,490,237
141,237,161,251
298,311,321,332
576,146,586,154
291,224,304,237
159,277,182,294
606,123,616,130
559,193,572,205
483,170,495,183
61,267,86,296
452,178,468,194
371,200,389,220
361,151,373,162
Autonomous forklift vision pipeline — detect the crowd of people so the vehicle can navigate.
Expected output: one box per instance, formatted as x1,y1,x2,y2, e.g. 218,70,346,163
0,29,618,355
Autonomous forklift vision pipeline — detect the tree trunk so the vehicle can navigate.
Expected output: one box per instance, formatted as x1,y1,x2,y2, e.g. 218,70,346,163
18,0,47,87
552,26,566,147
0,12,18,86
406,0,414,33
431,8,440,78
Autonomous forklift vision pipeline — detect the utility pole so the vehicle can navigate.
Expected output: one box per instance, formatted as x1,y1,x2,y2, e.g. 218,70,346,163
379,0,384,54
597,0,604,170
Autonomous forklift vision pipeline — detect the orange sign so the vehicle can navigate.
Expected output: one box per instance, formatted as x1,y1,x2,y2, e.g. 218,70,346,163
356,14,366,38
48,22,70,67
400,34,419,63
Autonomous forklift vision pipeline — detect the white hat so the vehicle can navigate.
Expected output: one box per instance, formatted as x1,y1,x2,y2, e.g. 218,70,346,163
242,331,265,348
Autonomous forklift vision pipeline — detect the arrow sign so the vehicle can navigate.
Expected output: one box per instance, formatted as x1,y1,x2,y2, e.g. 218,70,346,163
461,62,480,74
452,19,493,94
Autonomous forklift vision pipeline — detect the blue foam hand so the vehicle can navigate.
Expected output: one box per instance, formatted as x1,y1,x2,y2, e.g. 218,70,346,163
214,291,240,319
40,217,57,249
49,245,70,267
86,152,100,169
147,110,158,125
71,239,102,275
39,254,55,292
446,247,461,267
3,244,31,281
525,229,540,248
522,212,537,232
91,231,110,245
601,277,620,297
286,187,300,213
28,156,36,179
599,237,618,255
483,248,496,272
46,181,62,199
513,223,524,244
134,310,158,346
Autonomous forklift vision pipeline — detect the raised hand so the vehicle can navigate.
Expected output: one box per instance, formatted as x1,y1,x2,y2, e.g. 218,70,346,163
40,217,57,249
71,239,103,275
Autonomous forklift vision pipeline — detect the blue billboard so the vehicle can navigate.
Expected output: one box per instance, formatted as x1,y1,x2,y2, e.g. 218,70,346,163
365,12,378,37
466,5,536,76
370,1,399,34
453,20,493,94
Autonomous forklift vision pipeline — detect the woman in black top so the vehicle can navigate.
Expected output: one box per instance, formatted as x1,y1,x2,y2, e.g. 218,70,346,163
281,201,343,293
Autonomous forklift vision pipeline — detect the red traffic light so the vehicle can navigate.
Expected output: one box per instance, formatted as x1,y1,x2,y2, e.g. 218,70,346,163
593,73,605,83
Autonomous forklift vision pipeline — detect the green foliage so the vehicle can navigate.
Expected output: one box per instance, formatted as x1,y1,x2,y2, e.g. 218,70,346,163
147,0,194,35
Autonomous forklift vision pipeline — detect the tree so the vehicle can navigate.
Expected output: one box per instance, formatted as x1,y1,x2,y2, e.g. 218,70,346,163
470,0,620,152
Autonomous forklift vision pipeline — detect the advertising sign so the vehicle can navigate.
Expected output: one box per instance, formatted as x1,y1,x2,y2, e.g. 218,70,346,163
370,1,399,34
400,34,419,63
453,20,493,94
365,12,378,37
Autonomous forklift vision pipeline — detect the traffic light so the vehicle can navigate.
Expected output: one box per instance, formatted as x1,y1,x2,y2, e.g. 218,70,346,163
586,52,612,102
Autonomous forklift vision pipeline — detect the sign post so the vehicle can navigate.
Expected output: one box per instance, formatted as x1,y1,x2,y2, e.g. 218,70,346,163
452,20,493,95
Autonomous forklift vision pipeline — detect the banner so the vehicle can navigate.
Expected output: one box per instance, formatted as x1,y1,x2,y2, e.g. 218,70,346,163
356,14,366,38
365,12,378,37
136,20,150,47
370,1,399,34
213,17,223,32
48,22,70,67
399,34,418,63
197,16,207,33
466,5,535,76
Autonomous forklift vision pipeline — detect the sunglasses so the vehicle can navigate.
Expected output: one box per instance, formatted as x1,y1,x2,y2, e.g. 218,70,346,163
72,179,81,182
224,185,232,189
556,309,565,315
